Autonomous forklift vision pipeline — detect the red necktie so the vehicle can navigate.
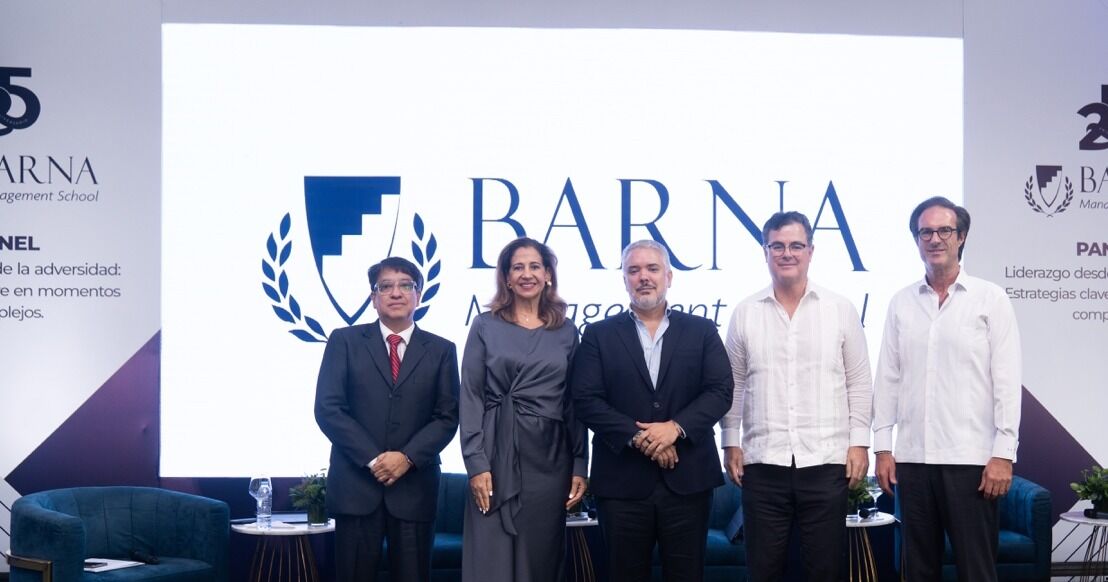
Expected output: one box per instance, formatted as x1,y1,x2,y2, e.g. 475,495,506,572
387,334,403,382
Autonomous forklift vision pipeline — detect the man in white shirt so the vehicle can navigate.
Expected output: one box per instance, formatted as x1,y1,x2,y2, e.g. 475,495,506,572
873,196,1022,582
721,211,872,581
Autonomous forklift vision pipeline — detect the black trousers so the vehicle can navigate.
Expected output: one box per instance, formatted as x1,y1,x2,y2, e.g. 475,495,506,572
742,462,847,582
597,481,713,582
334,507,434,582
897,463,998,582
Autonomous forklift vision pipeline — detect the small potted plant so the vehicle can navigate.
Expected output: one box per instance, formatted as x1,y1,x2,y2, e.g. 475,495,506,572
1071,465,1108,518
847,480,875,519
289,469,328,526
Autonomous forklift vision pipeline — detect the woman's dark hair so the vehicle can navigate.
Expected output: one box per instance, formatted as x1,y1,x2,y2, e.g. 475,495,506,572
487,237,567,329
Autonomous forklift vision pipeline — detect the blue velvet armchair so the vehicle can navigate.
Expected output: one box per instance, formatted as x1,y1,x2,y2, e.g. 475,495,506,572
703,476,748,581
650,475,747,581
892,474,1052,581
972,475,1052,582
6,486,229,582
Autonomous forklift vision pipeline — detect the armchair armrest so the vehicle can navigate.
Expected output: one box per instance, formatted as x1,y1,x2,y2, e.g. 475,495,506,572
157,489,230,582
4,550,53,582
9,501,84,582
999,475,1051,580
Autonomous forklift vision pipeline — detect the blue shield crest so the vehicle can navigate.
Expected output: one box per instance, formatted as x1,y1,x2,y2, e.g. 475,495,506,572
304,176,401,325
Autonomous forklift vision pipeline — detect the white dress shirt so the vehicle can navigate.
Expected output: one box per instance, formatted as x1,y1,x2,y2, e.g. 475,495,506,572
872,270,1021,464
721,283,873,468
381,323,414,361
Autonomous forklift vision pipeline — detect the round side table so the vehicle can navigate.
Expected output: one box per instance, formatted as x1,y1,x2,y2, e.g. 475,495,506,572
1057,511,1108,581
232,519,335,582
846,511,896,582
566,515,599,582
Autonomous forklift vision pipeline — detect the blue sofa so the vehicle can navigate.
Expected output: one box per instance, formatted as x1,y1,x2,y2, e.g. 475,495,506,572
702,476,748,580
957,475,1051,581
892,474,1052,581
429,473,466,581
7,486,229,582
371,473,465,582
403,473,748,582
645,475,747,581
375,473,748,581
345,471,1051,582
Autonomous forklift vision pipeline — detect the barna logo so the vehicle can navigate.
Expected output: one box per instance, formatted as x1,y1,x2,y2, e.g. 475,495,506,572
261,177,441,343
0,67,40,137
1024,165,1074,218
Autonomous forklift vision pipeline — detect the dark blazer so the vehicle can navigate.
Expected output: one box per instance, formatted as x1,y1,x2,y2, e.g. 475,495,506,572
315,321,460,521
571,310,733,499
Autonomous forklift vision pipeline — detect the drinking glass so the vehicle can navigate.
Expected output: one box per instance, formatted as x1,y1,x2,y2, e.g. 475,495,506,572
863,475,883,518
248,476,273,530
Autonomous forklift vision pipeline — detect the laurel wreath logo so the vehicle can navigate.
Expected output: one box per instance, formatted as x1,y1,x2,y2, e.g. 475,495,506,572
411,213,441,322
1023,175,1074,218
262,213,329,343
263,212,442,341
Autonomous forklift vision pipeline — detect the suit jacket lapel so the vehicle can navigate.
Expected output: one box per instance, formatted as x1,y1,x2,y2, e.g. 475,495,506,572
394,327,428,390
615,313,654,391
656,312,685,389
363,322,394,387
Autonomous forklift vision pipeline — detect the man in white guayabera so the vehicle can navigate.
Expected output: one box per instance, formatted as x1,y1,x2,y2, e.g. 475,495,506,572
874,196,1022,581
721,211,872,581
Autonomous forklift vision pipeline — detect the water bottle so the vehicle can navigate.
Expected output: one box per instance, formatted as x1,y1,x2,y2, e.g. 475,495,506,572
256,482,272,530
249,476,273,530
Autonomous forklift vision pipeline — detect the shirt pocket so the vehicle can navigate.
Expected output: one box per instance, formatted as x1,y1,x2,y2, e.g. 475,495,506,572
954,315,989,359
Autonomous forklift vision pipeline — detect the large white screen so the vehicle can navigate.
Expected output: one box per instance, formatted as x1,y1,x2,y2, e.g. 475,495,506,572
162,24,962,477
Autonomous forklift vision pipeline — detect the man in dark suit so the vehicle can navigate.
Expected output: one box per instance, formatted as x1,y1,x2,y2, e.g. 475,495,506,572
572,240,734,582
315,256,460,582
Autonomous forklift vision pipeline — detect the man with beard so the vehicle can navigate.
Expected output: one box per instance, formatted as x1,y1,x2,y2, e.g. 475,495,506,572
572,239,734,582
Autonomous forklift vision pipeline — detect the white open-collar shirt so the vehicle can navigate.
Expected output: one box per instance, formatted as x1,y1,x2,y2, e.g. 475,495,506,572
721,283,873,468
872,270,1022,464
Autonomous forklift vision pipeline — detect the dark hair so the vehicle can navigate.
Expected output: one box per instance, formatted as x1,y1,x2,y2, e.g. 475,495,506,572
908,196,971,259
487,237,567,329
368,257,423,293
761,211,813,245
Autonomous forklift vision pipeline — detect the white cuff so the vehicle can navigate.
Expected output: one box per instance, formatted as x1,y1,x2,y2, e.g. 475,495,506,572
873,428,893,453
720,428,741,448
849,428,872,448
991,434,1018,461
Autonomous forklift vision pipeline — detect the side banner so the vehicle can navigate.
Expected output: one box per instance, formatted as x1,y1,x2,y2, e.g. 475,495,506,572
965,0,1108,558
0,0,162,563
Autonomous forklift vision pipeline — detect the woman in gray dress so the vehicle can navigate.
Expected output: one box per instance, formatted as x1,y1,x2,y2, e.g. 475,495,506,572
460,237,588,582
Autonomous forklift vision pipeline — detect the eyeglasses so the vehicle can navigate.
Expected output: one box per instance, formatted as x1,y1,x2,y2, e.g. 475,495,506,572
374,281,418,294
765,242,809,256
917,227,958,241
